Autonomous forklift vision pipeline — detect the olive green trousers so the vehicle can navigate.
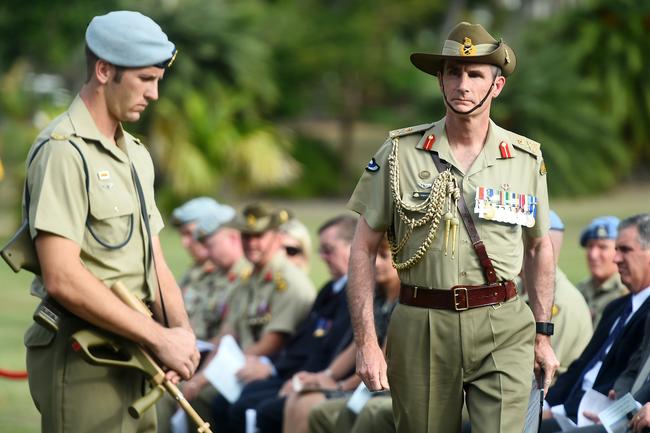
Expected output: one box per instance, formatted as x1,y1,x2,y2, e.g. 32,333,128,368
385,298,535,433
25,316,156,433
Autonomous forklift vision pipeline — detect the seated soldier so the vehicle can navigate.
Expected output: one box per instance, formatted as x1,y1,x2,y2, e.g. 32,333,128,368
181,203,316,429
193,203,252,344
577,216,628,326
280,236,401,433
170,197,222,325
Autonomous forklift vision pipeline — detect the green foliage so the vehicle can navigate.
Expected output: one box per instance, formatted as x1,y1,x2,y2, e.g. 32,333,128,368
548,0,650,164
494,34,625,195
266,136,344,198
128,0,300,204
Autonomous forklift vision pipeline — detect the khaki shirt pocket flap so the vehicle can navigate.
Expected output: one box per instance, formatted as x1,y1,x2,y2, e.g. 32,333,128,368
89,194,135,221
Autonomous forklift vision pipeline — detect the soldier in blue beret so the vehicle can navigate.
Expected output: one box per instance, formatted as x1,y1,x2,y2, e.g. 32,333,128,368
23,11,198,433
577,216,628,326
171,197,223,295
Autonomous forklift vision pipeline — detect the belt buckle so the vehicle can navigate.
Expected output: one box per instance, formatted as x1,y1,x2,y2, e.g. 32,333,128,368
453,287,469,311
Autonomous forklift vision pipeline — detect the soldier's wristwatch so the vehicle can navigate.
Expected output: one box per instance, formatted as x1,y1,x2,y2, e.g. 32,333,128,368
535,322,554,336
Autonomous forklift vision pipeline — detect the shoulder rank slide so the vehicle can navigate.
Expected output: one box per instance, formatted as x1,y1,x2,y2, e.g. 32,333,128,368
389,122,434,139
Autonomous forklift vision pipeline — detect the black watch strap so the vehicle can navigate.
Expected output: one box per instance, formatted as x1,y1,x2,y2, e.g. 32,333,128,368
536,322,554,336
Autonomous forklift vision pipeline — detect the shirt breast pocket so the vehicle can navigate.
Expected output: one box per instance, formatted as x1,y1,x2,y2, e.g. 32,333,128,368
87,187,136,249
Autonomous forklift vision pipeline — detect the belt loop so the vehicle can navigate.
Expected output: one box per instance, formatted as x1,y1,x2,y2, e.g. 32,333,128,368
413,286,418,298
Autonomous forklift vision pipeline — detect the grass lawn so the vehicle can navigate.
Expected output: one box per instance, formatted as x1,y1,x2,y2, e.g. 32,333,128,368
0,182,648,432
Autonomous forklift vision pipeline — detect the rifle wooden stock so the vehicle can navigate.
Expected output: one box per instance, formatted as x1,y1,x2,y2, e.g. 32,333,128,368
72,281,212,433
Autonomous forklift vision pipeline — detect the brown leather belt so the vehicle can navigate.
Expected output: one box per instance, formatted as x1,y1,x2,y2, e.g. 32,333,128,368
400,281,517,311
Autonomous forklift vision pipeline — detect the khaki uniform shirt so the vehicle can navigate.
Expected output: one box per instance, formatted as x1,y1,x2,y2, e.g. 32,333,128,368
348,118,550,287
26,95,163,301
226,253,315,350
200,257,252,340
179,262,210,291
550,268,593,375
577,273,628,327
183,262,217,337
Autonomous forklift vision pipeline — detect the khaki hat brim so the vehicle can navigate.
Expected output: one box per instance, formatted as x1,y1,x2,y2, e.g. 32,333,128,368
410,43,516,77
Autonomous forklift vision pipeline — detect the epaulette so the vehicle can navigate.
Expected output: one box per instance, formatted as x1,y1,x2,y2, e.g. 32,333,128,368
509,132,541,158
389,122,434,139
239,267,252,282
49,132,70,141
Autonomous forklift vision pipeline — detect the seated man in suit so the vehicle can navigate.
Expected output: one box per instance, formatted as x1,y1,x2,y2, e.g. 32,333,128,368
541,213,650,433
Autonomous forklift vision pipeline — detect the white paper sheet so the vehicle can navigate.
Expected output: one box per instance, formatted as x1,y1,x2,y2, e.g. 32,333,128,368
346,383,373,414
599,393,642,433
577,389,613,426
202,334,246,403
554,413,577,431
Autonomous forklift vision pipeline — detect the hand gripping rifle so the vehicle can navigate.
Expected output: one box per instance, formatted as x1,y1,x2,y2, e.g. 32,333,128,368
71,281,212,433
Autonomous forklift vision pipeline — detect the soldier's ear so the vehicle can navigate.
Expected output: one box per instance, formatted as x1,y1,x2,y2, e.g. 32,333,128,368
492,75,507,98
95,59,114,85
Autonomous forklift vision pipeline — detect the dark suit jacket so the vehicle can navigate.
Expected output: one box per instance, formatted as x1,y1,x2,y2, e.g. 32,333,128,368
614,311,650,402
271,280,352,379
546,294,650,420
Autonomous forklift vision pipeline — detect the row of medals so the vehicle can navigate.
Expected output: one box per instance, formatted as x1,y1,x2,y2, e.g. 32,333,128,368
474,186,537,228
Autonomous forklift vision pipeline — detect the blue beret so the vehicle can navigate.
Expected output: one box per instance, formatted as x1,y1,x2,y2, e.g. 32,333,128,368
86,11,176,68
580,216,620,247
171,197,221,227
549,210,564,231
194,205,237,240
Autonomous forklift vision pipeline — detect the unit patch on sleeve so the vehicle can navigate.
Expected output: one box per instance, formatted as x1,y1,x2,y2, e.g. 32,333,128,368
365,158,380,173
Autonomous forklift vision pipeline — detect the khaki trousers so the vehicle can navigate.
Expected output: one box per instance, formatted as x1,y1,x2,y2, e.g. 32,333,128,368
25,317,156,433
309,396,395,433
386,297,535,433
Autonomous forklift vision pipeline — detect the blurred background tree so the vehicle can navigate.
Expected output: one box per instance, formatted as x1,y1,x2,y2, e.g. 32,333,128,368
0,0,648,229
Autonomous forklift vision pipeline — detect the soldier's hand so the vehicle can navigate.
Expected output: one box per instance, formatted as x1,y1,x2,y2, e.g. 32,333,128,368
534,335,559,394
236,356,273,384
182,373,207,401
629,403,650,433
356,343,389,392
151,326,199,380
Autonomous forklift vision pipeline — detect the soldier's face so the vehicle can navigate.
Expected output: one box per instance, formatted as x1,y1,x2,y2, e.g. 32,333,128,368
180,222,209,263
105,65,164,123
242,230,281,267
614,227,650,293
585,239,618,282
204,229,237,269
439,61,505,116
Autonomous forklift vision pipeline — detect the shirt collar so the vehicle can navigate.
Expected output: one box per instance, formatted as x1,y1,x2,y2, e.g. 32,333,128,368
632,286,650,314
67,95,129,162
415,118,514,176
331,275,348,294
